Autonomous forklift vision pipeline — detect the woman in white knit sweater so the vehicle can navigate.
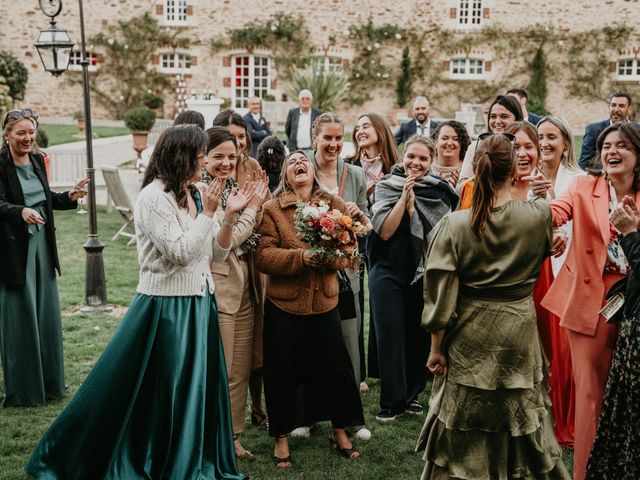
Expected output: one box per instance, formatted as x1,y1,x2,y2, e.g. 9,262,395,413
26,125,253,480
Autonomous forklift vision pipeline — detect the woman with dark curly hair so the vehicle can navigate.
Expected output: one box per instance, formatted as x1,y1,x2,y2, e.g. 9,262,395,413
430,120,471,189
256,135,287,192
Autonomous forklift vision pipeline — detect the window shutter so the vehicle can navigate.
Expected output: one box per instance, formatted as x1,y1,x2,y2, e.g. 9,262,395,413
156,4,163,15
609,62,617,73
483,8,490,19
450,8,457,19
186,4,193,15
484,61,492,72
190,56,197,66
442,60,450,71
342,59,350,68
222,56,231,67
151,54,159,65
223,77,231,87
271,79,277,90
96,53,104,63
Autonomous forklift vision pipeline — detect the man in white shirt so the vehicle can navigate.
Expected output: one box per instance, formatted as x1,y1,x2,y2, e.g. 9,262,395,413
285,89,321,151
394,96,440,146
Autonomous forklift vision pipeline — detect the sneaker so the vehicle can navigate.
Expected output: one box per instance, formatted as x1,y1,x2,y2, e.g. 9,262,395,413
405,400,424,415
290,426,311,438
353,427,372,440
375,408,403,422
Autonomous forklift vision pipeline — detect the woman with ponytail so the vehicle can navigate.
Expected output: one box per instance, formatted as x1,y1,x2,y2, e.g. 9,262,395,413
417,134,570,479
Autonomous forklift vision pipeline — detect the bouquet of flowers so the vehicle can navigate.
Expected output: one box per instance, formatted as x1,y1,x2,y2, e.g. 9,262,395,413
294,200,371,270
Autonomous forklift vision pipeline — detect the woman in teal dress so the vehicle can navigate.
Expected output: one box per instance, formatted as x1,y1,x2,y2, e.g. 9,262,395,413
25,125,251,479
417,134,570,479
0,109,86,407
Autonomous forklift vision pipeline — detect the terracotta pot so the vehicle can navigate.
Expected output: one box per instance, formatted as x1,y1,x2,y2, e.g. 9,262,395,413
76,118,85,132
132,132,149,154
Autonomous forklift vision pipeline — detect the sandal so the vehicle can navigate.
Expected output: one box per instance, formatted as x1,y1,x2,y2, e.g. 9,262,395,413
234,435,254,459
329,432,360,459
272,435,292,468
271,454,293,468
251,409,268,429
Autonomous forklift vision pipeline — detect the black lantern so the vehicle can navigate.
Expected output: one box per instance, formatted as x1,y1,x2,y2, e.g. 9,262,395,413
35,0,110,310
34,23,74,77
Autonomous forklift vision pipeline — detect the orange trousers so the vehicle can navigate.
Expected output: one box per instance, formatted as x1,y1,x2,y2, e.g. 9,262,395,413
566,273,620,480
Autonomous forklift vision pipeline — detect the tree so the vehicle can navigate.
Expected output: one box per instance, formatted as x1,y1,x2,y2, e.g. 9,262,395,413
0,51,28,107
395,46,412,108
287,66,349,112
528,46,549,115
87,13,189,118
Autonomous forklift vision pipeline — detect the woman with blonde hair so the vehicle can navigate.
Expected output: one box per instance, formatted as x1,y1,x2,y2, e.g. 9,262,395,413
418,133,569,479
255,150,365,467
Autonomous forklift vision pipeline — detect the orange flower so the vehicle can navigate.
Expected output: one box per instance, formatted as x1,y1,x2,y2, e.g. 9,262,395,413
339,215,353,228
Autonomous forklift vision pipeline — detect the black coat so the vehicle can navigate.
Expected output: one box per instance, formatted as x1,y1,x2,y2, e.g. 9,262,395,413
0,149,76,286
284,107,321,150
393,118,440,146
243,112,271,158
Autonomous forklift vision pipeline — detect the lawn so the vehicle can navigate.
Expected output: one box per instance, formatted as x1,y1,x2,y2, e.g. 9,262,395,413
0,208,574,479
40,123,130,147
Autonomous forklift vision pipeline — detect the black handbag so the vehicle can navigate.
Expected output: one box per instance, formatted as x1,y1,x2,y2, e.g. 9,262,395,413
337,269,357,320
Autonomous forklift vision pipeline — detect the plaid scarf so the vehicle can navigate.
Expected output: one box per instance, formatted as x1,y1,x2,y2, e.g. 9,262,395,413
370,164,458,283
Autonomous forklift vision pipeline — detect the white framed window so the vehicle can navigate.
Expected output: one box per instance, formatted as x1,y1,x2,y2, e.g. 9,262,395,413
617,59,640,80
163,0,187,25
68,51,98,72
458,0,482,27
159,52,191,73
309,56,343,75
232,55,270,109
450,58,484,79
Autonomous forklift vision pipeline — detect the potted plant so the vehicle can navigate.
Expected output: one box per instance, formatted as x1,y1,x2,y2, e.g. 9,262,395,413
143,92,165,119
72,110,85,132
124,106,156,159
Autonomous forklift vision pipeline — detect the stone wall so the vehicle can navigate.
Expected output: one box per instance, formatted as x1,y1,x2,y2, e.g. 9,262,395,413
3,0,639,129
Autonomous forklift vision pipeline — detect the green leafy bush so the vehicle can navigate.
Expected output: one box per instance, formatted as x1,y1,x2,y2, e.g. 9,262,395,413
143,92,164,109
124,107,156,132
36,128,49,148
0,52,28,102
287,67,349,112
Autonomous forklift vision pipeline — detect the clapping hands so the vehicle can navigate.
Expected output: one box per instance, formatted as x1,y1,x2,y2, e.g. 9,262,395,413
610,195,640,235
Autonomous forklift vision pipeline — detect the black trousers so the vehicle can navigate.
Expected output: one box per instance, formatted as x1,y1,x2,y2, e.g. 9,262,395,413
369,273,429,411
263,301,364,437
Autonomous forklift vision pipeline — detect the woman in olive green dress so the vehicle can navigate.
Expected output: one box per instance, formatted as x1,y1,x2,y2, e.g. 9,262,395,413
417,134,570,479
0,109,86,407
25,125,251,479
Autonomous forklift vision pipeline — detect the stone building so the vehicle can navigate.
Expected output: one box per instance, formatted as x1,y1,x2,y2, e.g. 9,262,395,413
4,0,640,129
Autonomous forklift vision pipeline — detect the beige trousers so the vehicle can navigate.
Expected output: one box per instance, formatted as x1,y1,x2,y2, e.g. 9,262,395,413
218,262,255,435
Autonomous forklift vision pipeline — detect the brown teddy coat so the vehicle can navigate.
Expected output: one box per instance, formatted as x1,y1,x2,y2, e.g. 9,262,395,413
255,190,345,315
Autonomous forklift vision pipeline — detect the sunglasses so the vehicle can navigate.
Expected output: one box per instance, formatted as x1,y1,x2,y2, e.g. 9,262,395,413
2,109,39,129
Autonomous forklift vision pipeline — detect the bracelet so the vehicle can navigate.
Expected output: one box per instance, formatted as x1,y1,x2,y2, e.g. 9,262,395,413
222,219,234,227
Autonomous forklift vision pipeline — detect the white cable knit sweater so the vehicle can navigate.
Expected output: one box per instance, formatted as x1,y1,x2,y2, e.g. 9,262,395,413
134,179,229,296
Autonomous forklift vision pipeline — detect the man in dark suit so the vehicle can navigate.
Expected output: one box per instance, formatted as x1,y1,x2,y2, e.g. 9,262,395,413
243,96,271,158
394,96,439,147
284,89,321,151
579,92,637,170
506,88,544,126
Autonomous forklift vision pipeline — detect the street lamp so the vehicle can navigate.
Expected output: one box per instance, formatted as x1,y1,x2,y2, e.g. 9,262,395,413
35,0,110,310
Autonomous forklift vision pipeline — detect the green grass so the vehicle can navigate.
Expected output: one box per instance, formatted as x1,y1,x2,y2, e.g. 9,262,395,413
0,208,574,479
40,123,130,147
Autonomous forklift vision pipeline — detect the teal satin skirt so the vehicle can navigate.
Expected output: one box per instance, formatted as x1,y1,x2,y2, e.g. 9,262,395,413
25,291,245,479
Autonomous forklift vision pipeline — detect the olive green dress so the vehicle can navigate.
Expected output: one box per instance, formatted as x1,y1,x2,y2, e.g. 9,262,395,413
417,199,571,480
0,162,65,406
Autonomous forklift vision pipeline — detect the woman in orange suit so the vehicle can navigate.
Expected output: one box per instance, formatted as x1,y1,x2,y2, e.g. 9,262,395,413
541,122,640,480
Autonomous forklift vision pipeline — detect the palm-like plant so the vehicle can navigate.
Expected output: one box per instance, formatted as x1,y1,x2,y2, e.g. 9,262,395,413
287,66,350,112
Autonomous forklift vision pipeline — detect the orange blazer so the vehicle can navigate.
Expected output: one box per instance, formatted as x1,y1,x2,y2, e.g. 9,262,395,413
541,174,640,336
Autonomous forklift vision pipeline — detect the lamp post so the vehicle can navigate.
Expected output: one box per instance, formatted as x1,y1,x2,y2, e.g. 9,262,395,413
35,0,109,310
